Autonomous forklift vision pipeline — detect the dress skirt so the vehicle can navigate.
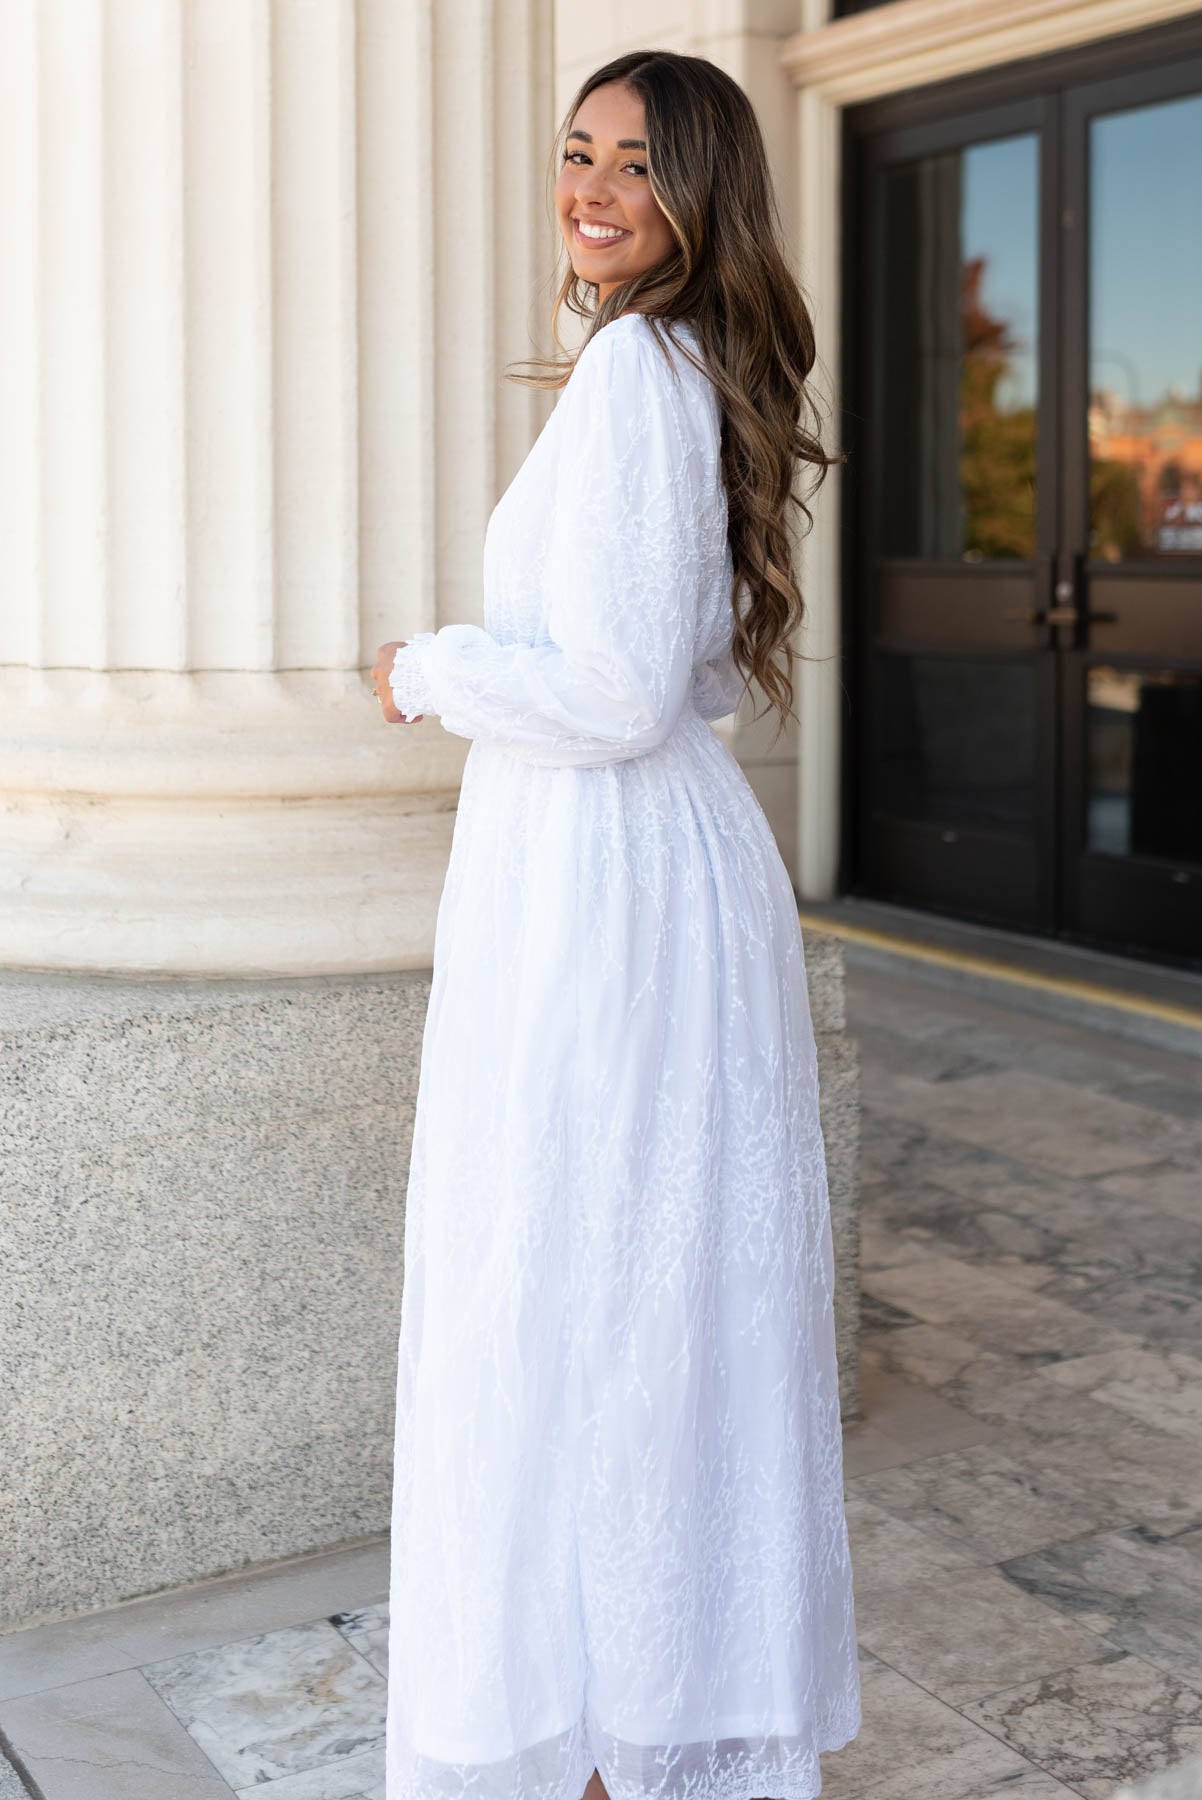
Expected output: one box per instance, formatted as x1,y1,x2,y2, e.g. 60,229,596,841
384,701,861,1800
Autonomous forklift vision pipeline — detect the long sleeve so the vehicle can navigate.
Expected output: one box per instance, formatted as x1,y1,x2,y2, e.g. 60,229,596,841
690,645,747,721
388,316,716,768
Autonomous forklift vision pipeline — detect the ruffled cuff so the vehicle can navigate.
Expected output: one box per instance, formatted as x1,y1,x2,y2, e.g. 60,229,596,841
390,632,438,721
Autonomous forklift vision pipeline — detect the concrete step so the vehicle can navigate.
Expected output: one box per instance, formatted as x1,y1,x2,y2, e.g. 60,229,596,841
798,898,1202,1061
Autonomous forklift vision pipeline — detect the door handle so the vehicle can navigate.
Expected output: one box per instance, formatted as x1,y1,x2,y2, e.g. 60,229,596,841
1005,603,1119,627
1003,556,1114,630
1002,604,1079,625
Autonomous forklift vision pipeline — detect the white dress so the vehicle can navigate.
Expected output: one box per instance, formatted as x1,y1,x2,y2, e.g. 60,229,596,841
385,311,860,1800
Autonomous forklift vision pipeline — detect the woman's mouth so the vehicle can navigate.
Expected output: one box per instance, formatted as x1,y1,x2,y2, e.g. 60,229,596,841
573,218,631,250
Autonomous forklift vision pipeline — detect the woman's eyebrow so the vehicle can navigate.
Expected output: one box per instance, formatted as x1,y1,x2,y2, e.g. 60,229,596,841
566,129,647,149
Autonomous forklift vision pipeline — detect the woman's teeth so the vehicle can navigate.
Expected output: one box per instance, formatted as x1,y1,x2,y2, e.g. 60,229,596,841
576,221,628,242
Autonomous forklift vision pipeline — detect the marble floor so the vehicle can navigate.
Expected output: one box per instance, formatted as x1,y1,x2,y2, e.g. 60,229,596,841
1,955,1199,1800
836,955,1202,1800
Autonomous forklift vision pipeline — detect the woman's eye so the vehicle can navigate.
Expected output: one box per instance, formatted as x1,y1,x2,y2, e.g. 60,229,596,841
561,150,647,177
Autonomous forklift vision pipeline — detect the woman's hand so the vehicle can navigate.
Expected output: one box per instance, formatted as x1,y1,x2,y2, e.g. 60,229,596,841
372,640,422,723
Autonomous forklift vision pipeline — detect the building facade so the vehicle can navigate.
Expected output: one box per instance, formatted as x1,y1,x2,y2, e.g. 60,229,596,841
3,0,1198,1633
3,0,1198,977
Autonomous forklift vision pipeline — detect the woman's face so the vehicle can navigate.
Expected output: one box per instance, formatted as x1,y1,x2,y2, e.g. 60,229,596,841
555,82,675,303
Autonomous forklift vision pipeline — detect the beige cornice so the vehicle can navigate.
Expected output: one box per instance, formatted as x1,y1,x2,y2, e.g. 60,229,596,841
779,0,1202,102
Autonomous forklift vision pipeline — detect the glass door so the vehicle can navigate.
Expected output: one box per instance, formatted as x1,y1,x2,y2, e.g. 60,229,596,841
1061,65,1202,958
850,40,1202,963
854,99,1057,932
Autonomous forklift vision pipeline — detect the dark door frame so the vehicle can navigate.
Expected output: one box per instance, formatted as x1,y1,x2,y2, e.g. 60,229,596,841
839,8,1202,963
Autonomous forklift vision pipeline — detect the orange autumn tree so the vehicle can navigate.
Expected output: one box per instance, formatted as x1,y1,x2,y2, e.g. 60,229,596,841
959,254,1037,559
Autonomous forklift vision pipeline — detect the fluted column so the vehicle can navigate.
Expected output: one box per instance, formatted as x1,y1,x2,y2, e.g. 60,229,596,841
0,0,555,974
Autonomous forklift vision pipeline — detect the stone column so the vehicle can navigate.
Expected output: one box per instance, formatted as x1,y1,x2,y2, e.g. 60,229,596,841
0,0,555,976
1,0,563,1633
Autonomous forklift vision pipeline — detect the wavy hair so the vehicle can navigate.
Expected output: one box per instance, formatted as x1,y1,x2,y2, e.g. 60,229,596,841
506,48,843,739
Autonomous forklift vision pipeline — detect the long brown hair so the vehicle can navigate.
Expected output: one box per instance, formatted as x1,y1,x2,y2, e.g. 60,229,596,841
507,48,843,739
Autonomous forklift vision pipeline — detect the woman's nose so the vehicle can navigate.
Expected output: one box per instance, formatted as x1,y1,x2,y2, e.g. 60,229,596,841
574,166,612,204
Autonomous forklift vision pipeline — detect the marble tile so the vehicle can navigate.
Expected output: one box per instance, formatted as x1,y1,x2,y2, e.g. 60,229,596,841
828,1738,1076,1799
863,1252,1138,1363
1002,1416,1202,1536
848,1442,1109,1563
859,1359,997,1442
961,1650,1202,1799
849,962,1202,1791
143,1620,385,1788
862,1311,1202,1460
1098,1162,1202,1229
0,1537,389,1705
234,1746,386,1798
864,1154,1200,1303
865,1032,1000,1086
864,1176,1069,1274
870,1141,1201,1352
844,1495,980,1592
861,1321,1019,1406
1102,1078,1202,1125
1028,1259,1202,1358
843,1419,934,1477
1039,1346,1202,1445
1113,1750,1202,1799
956,1165,1110,1228
972,1166,1197,1265
0,1666,235,1798
852,1565,1109,1707
962,1371,1176,1463
1175,1526,1202,1573
846,1364,1000,1478
329,1604,388,1678
857,1113,941,1186
870,1068,1202,1178
999,1524,1202,1690
817,1649,1077,1798
859,1216,937,1274
859,1285,924,1329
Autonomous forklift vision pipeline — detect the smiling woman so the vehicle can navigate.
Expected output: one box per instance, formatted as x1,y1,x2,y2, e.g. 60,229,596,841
556,86,677,299
376,45,860,1800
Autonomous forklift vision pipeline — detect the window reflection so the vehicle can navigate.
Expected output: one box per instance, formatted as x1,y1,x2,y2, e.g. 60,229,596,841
880,134,1039,561
1090,93,1202,561
1086,666,1202,861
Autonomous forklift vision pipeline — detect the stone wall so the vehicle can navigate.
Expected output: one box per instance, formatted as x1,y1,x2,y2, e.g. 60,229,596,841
1,933,859,1631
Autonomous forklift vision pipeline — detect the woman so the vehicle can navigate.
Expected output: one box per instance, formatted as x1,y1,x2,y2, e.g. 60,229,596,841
371,48,861,1800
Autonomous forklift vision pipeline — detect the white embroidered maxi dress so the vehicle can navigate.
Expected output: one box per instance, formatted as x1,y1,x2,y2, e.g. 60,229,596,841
384,311,860,1800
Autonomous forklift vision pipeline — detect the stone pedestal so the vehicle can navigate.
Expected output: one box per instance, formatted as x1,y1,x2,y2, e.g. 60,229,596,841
0,934,859,1631
805,930,863,1423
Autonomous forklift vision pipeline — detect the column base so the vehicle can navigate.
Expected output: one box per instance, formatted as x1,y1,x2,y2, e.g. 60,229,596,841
0,670,465,974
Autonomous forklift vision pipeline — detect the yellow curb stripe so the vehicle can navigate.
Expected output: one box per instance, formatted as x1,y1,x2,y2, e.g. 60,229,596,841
796,910,1202,1034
